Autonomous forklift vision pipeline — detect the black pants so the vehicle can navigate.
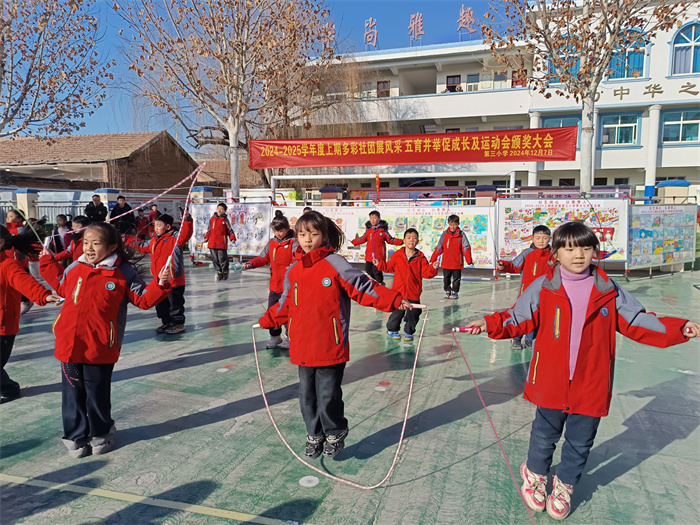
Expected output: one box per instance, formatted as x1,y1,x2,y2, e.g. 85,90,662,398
386,300,422,335
298,363,347,438
1,335,19,397
156,285,186,326
267,291,283,337
364,261,384,284
443,268,462,293
61,362,115,445
210,248,229,276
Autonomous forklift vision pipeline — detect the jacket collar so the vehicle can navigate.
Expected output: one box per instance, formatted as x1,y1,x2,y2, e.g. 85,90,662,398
272,230,295,244
529,243,551,253
78,253,119,269
296,244,334,268
398,246,424,261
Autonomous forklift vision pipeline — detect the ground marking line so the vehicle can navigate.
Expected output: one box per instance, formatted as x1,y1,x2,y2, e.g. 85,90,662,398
0,473,305,525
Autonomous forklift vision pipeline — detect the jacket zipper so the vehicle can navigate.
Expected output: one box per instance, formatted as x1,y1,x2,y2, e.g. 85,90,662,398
52,314,61,335
531,351,540,385
72,277,83,304
332,317,340,345
109,321,115,349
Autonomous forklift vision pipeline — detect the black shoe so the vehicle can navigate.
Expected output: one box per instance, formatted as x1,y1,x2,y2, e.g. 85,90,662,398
222,272,229,281
0,391,21,404
323,428,348,458
305,435,325,459
156,323,172,334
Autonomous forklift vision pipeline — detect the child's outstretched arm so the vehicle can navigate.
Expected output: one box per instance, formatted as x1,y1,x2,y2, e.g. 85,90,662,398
258,266,293,328
350,229,369,246
429,232,446,263
125,234,152,253
176,214,194,247
245,242,272,270
329,256,402,312
39,252,68,295
123,265,171,310
477,277,542,339
7,257,57,305
461,233,473,265
614,282,695,347
498,249,527,273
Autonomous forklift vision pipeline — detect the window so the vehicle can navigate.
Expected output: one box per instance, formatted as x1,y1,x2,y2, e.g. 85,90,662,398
662,110,700,144
377,81,390,98
608,36,645,79
614,178,629,185
377,131,390,136
464,127,479,132
550,47,580,84
464,180,477,187
594,177,608,186
446,75,461,92
493,72,508,89
542,116,581,147
657,176,686,182
360,183,372,188
445,128,460,133
600,114,638,146
492,180,508,188
360,82,373,98
444,180,459,186
379,181,390,188
466,74,479,91
494,125,524,130
672,23,700,75
539,180,553,187
559,178,576,187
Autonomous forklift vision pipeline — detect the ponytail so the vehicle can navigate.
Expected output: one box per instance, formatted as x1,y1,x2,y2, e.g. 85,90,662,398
0,225,41,257
271,210,290,231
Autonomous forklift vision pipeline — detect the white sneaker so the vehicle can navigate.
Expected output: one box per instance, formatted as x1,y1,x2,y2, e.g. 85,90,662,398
266,335,283,348
280,339,290,349
520,462,547,512
20,301,34,314
90,425,117,456
546,475,573,520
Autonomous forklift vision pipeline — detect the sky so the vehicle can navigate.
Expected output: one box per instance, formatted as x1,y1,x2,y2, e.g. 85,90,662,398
81,1,492,139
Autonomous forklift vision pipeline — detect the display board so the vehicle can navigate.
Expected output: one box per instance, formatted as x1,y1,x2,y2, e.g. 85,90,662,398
190,202,271,257
628,205,697,269
275,205,496,268
496,198,628,262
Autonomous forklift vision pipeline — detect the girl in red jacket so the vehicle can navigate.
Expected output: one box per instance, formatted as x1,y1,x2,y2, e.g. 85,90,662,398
0,226,61,403
259,211,411,459
497,224,552,349
430,214,473,300
204,203,236,282
350,210,403,285
374,228,438,342
463,222,699,520
54,215,89,264
244,210,297,349
40,222,172,458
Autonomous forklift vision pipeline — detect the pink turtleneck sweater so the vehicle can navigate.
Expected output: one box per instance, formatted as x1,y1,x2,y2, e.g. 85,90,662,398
560,266,595,380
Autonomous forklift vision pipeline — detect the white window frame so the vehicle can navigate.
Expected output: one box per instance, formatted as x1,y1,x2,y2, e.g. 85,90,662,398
661,110,700,144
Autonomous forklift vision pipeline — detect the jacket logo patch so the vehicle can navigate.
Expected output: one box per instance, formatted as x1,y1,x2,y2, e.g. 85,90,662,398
601,307,609,316
106,282,116,291
322,277,332,287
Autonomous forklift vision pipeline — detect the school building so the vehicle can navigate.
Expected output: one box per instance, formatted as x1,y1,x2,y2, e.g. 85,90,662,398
308,20,700,196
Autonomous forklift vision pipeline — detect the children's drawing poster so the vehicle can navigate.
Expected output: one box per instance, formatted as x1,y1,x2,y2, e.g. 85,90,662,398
276,205,496,268
496,199,628,261
628,205,696,269
190,203,271,256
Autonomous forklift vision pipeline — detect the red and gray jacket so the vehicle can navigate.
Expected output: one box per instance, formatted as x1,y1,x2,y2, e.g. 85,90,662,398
351,220,403,262
248,231,298,293
430,228,473,269
204,214,236,249
127,217,193,288
259,245,403,367
376,247,438,302
3,222,29,267
498,244,552,296
40,253,171,365
484,265,689,417
0,254,51,336
54,235,84,263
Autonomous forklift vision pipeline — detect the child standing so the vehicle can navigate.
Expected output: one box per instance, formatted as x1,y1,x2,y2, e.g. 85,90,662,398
497,224,552,349
1,226,61,403
462,221,699,520
259,211,410,459
430,214,473,299
374,228,438,341
135,209,149,240
350,210,403,285
243,210,297,349
127,212,193,334
147,204,160,238
50,214,71,254
54,216,89,264
40,222,172,458
204,203,236,282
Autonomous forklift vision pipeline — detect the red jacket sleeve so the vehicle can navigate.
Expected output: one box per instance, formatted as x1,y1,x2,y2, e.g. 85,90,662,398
351,230,368,246
126,275,172,310
386,235,403,246
421,257,439,279
464,246,473,266
249,242,272,269
375,252,396,273
7,260,51,305
126,235,152,254
177,218,193,247
334,259,403,312
498,260,520,273
430,233,445,263
39,254,68,295
259,270,291,328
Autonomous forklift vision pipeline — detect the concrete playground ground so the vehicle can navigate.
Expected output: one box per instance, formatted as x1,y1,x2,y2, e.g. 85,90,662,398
1,262,699,524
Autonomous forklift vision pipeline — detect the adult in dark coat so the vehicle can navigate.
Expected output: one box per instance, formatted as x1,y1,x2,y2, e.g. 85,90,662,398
84,194,108,223
110,195,136,235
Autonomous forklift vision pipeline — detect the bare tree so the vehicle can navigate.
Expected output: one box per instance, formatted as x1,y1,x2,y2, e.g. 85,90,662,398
116,0,337,198
0,0,113,138
482,0,691,193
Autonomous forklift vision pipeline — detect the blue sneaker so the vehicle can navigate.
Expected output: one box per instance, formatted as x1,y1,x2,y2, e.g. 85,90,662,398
403,333,414,341
387,330,401,340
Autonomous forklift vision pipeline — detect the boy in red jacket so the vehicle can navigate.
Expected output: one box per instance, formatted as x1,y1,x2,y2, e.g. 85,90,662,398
374,228,438,341
350,210,402,285
135,209,149,240
127,212,193,334
204,203,236,282
430,214,473,300
497,224,552,349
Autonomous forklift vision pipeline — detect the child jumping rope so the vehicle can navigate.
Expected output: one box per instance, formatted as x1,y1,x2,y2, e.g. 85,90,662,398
430,214,473,299
0,226,61,403
351,210,403,285
462,221,699,520
244,210,297,349
258,211,411,459
40,222,172,458
204,203,236,282
497,224,552,349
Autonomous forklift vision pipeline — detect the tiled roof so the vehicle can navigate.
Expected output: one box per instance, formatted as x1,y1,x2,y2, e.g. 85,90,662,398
0,131,165,165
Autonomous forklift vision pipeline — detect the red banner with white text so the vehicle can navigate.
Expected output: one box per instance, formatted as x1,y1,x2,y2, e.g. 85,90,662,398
249,127,577,169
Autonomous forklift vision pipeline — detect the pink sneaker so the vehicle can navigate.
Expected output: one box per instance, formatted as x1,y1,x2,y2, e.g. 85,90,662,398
520,462,547,512
546,475,573,520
